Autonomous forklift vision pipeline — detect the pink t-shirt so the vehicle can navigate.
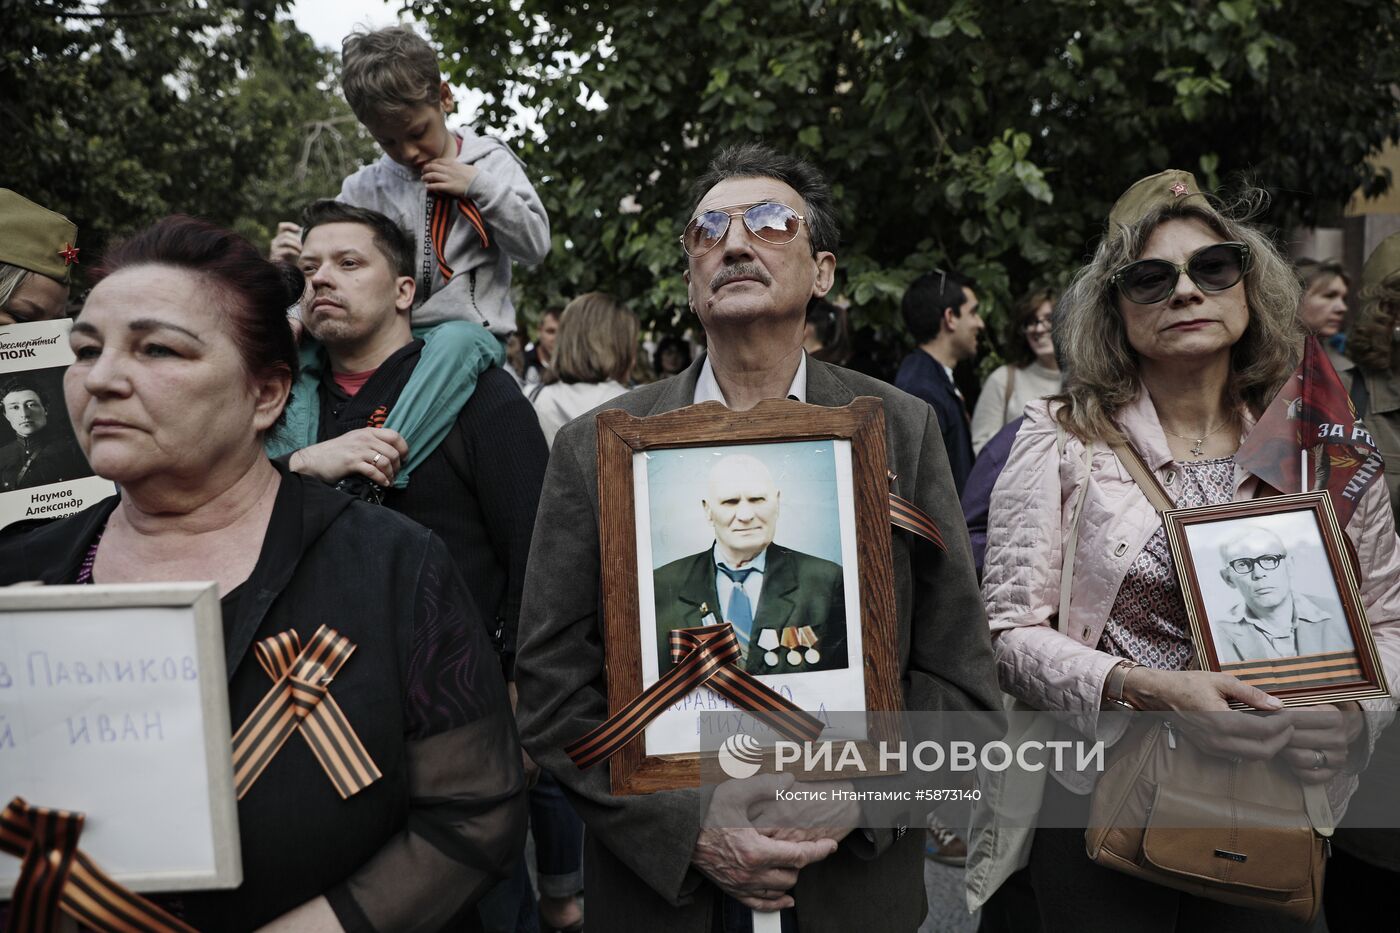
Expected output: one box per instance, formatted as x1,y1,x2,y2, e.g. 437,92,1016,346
331,368,377,397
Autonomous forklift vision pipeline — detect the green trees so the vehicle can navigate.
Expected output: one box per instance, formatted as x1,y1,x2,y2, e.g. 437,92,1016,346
7,0,1397,345
4,2,376,277
418,0,1400,343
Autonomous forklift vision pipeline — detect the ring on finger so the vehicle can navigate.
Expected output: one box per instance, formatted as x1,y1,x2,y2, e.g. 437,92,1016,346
371,452,383,466
1311,749,1326,770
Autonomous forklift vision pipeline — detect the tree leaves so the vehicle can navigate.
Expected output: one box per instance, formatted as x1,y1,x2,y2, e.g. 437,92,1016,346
3,3,376,287
410,0,1397,344
7,0,1395,346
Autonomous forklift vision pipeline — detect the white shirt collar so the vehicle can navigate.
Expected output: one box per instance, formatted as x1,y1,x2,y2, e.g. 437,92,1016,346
714,545,768,574
694,352,808,406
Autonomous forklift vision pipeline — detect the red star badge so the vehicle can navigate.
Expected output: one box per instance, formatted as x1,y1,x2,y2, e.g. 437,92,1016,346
1169,182,1188,197
58,243,80,266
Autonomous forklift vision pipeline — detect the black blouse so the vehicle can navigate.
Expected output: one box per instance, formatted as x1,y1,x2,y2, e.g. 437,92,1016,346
0,468,527,932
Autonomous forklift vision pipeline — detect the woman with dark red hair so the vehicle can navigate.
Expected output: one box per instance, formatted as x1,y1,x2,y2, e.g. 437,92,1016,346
0,216,525,932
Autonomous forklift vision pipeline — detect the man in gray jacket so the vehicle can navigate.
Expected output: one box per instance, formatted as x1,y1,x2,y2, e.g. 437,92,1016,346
515,143,1000,932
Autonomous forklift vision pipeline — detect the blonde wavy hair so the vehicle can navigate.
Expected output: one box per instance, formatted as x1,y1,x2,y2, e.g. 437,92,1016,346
549,292,639,385
1052,195,1303,442
1348,274,1400,373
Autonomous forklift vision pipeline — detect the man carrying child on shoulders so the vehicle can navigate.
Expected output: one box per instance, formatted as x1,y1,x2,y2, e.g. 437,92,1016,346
271,26,550,337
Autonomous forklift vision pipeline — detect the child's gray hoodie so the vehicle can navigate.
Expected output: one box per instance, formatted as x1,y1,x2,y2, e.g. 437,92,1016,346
339,125,550,335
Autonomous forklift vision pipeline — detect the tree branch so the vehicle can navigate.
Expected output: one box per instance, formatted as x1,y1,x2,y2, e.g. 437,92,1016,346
39,3,217,21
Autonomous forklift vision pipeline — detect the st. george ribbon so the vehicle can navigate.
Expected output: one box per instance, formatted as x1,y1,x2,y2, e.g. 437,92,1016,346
0,797,197,933
231,625,383,800
564,622,825,770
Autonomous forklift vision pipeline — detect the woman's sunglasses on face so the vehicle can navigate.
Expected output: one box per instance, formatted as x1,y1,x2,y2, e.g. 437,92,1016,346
680,201,807,258
1111,242,1252,305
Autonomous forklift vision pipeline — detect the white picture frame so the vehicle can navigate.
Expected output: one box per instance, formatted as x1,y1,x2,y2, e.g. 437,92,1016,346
0,582,241,894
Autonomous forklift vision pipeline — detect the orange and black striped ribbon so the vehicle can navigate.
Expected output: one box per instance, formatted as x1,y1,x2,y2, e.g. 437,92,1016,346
0,797,196,933
887,472,945,551
429,196,491,281
564,623,825,770
1223,650,1364,691
231,626,382,800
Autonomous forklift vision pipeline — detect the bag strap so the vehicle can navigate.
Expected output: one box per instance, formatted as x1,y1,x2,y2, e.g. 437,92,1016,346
1056,423,1093,636
1003,366,1017,421
1106,437,1174,513
1349,369,1371,419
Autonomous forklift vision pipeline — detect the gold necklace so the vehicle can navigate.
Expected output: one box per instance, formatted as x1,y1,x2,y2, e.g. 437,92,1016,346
1161,417,1232,458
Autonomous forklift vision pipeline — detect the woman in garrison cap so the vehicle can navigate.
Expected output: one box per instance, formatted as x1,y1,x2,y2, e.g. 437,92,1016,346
0,189,79,325
973,171,1400,929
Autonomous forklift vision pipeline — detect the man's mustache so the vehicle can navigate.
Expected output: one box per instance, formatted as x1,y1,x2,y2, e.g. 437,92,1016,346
309,290,346,309
710,263,771,291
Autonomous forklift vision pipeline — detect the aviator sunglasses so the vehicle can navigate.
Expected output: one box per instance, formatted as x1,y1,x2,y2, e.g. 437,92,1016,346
680,201,807,257
1111,241,1252,305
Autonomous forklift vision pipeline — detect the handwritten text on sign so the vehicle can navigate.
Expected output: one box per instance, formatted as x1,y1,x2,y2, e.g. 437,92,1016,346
0,604,221,891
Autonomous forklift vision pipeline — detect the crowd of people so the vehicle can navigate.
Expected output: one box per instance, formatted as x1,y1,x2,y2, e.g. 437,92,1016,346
4,20,1400,933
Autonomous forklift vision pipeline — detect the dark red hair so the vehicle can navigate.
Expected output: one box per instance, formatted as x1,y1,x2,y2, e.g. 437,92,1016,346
92,216,300,385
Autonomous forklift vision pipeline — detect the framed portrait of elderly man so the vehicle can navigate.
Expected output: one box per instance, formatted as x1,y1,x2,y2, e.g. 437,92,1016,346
593,397,903,794
1163,491,1390,706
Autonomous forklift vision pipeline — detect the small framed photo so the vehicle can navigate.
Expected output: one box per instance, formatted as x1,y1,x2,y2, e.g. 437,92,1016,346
596,398,903,794
0,582,242,894
1163,491,1390,706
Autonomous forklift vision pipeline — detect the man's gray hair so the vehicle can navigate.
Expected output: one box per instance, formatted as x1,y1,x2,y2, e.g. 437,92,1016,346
688,143,839,256
1217,524,1288,563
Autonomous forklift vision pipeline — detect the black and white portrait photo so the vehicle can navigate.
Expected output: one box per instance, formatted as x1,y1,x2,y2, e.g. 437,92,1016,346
0,321,113,530
0,366,89,493
1184,510,1356,664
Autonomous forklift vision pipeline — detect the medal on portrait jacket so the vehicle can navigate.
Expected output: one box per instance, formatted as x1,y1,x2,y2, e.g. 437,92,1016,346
781,627,803,666
757,628,781,667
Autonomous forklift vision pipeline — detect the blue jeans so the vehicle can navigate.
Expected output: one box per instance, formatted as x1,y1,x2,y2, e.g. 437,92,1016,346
530,772,584,898
475,854,539,933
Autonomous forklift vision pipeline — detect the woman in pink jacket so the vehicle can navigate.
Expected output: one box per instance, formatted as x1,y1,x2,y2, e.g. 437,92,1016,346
978,171,1400,931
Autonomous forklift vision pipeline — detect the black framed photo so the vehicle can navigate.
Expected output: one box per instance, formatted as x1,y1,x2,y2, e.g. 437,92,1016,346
1163,491,1390,706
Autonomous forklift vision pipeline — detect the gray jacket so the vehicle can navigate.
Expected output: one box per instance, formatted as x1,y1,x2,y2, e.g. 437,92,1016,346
339,125,550,335
515,355,1001,932
1214,591,1352,662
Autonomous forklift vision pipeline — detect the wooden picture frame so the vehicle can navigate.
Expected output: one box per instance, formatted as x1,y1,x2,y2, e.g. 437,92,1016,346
1163,491,1390,707
0,582,242,894
596,397,903,795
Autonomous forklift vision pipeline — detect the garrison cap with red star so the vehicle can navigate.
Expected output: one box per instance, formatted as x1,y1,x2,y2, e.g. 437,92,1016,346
0,188,79,285
1107,169,1221,240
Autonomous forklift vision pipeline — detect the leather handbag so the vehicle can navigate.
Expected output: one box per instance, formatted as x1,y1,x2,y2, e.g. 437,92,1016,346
1083,439,1328,924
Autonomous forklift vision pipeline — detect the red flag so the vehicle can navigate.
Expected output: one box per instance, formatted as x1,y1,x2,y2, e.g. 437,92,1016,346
1235,338,1383,525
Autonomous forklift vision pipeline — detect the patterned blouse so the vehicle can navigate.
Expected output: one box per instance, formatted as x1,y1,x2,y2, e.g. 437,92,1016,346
1098,456,1236,670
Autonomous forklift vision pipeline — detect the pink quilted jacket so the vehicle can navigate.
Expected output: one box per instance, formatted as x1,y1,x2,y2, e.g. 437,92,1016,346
983,391,1400,797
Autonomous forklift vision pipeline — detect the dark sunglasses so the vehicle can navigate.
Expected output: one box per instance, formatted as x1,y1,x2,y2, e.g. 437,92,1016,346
680,202,807,258
1111,242,1252,305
